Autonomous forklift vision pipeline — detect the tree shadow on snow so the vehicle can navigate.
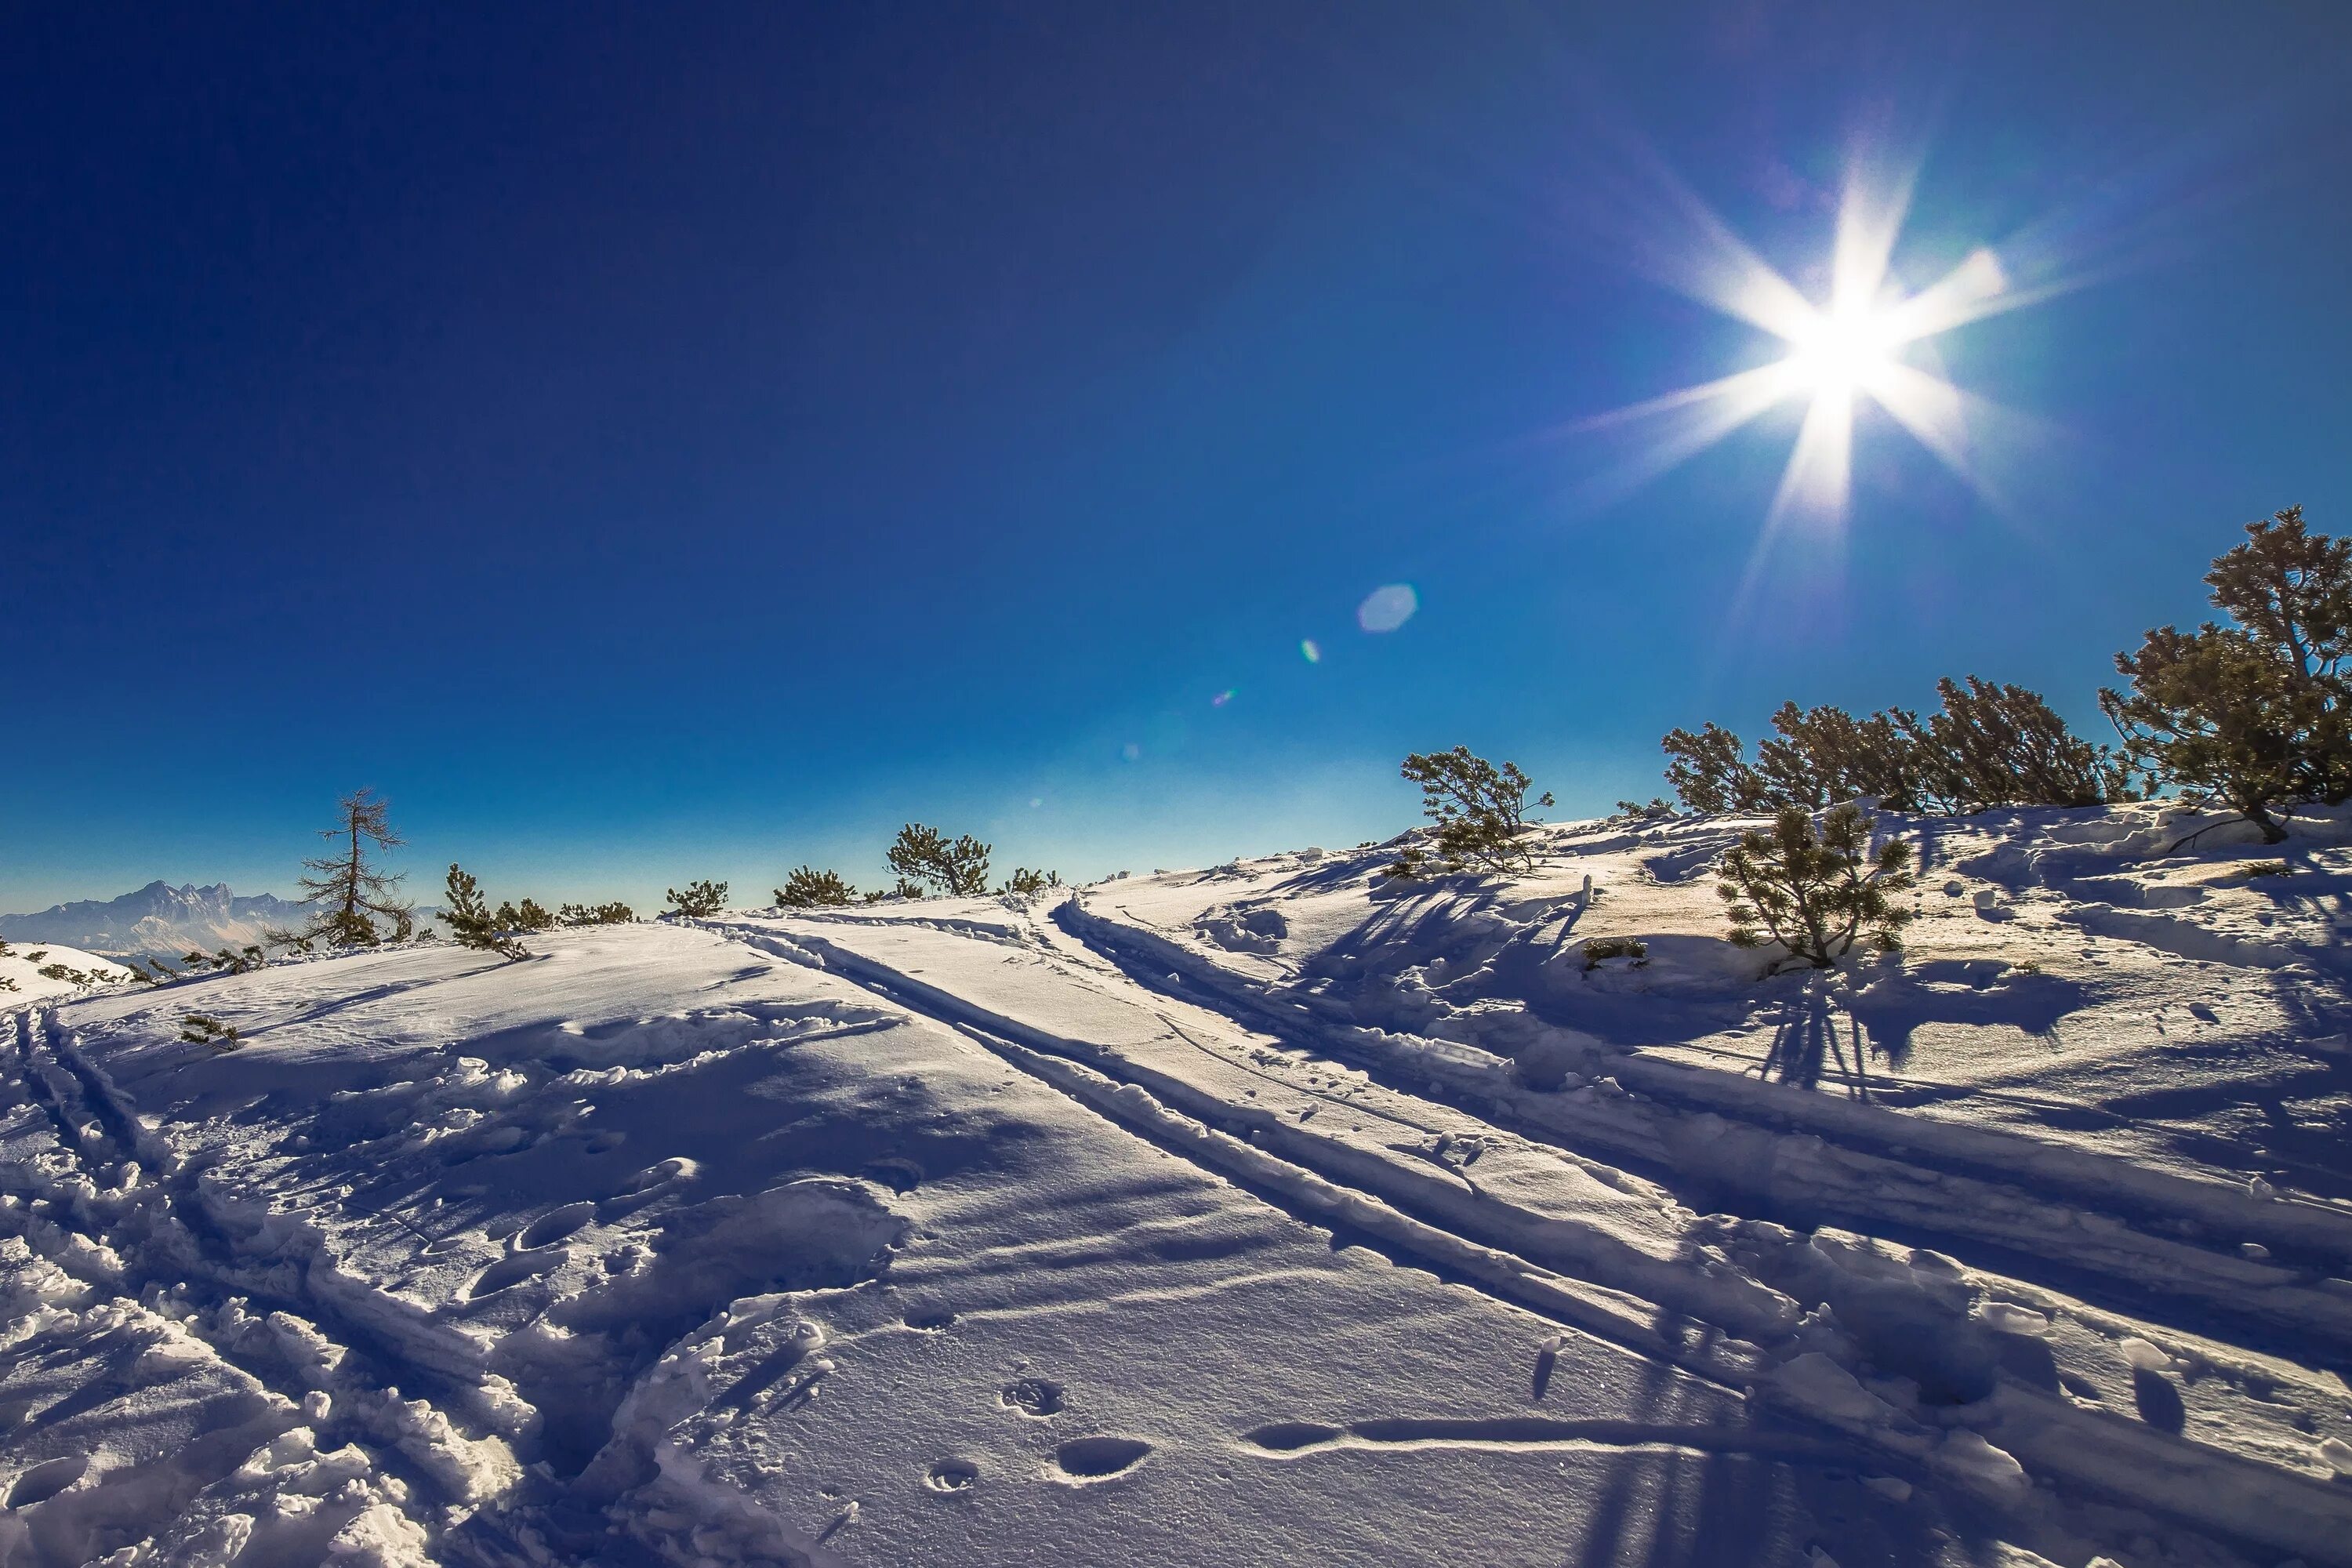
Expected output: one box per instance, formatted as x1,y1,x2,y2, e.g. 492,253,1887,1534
1842,964,2093,1073
1755,993,1879,1100
1557,1307,1953,1567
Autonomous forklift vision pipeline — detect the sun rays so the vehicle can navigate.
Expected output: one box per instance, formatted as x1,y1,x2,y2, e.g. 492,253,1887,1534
1562,145,2063,551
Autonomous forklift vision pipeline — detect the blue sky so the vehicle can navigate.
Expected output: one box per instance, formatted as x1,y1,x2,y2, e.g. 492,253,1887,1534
4,2,2348,914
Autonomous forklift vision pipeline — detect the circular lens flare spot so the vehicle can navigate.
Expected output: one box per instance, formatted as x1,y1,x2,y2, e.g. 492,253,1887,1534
1356,584,1418,633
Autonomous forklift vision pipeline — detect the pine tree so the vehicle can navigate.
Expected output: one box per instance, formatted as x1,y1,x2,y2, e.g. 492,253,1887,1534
1663,723,1771,814
1904,677,2137,811
777,866,858,906
444,864,528,960
1719,804,1915,970
2102,506,2352,842
294,789,411,947
998,867,1060,896
664,880,729,917
1387,746,1552,877
558,901,634,925
494,898,557,932
1755,703,1928,811
886,825,991,896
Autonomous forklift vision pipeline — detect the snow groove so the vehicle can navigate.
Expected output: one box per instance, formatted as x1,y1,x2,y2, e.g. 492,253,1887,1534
1056,898,2352,1348
707,913,2352,1566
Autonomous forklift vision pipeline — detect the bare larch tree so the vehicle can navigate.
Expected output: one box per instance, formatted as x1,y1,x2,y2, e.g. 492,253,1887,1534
294,789,412,947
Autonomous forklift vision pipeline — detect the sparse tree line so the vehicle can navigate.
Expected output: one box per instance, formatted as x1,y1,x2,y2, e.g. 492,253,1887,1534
770,824,1058,907
141,798,1069,980
1386,506,2350,971
53,509,2334,997
1653,506,2350,843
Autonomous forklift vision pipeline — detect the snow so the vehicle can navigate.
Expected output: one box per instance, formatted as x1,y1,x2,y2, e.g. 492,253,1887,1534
0,942,130,1006
6,802,2352,1566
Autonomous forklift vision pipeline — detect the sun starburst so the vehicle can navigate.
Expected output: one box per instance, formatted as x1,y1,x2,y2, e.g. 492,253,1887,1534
1567,161,2039,544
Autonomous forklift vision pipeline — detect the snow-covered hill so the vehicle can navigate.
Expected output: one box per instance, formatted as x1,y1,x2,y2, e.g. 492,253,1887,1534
5,803,2351,1567
0,942,131,1005
0,881,311,961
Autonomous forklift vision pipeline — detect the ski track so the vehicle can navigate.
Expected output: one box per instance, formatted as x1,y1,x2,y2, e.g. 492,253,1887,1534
698,908,2352,1568
1054,899,2352,1340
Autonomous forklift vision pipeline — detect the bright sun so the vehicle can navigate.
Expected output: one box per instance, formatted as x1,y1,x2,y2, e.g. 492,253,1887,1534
1784,299,1902,398
1577,170,2027,544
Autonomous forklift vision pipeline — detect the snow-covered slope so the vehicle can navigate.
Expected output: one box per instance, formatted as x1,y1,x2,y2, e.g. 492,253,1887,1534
5,803,2351,1568
0,882,310,961
0,942,131,1006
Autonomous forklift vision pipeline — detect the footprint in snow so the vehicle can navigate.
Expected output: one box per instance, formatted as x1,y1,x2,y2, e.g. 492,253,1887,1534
1051,1436,1152,1483
467,1246,570,1298
1000,1377,1065,1417
6,1454,89,1508
925,1457,979,1494
520,1201,595,1249
860,1156,923,1194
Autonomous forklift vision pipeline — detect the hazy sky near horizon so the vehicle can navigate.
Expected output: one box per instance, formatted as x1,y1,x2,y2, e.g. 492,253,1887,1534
5,2,2349,914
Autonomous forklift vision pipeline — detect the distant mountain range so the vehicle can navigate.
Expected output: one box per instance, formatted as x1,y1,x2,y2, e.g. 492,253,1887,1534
0,881,316,959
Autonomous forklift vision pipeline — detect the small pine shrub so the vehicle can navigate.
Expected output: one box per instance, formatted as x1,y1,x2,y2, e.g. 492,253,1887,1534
444,864,529,960
1907,677,2137,811
664,880,729,918
1662,724,1769,814
495,898,558,933
2103,506,2352,841
1388,746,1552,878
777,866,858,907
887,826,991,897
1718,804,1915,970
998,867,1060,896
558,901,635,925
180,1013,241,1051
1756,702,1928,811
1581,936,1648,969
1665,682,2130,817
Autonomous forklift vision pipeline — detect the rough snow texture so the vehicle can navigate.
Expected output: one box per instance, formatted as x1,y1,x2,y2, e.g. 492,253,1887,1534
4,802,2352,1566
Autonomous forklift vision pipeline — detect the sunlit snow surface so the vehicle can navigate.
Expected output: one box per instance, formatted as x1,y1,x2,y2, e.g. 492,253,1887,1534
5,802,2352,1566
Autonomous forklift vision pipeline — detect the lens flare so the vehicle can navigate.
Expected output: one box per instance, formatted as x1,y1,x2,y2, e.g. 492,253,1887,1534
1300,638,1322,663
1356,584,1418,633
